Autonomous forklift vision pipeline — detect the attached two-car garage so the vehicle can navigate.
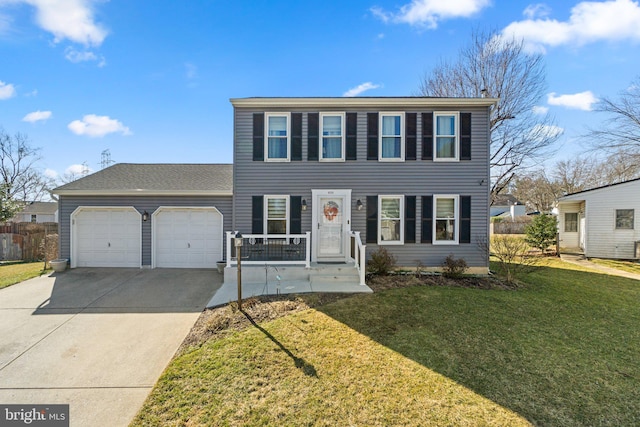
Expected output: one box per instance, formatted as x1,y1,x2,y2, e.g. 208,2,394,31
71,206,223,269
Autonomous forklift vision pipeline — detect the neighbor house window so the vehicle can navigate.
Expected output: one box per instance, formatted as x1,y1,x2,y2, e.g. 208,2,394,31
565,213,578,232
379,113,404,161
434,112,459,161
265,113,290,161
434,195,459,243
30,214,37,223
265,196,289,234
378,195,404,244
615,209,634,230
320,113,345,161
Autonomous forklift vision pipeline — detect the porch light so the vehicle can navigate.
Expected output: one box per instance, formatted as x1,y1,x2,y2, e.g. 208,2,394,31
234,231,243,247
142,211,149,222
356,199,363,211
301,199,307,211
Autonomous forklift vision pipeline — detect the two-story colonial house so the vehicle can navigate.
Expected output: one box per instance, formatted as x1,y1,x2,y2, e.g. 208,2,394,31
53,97,496,287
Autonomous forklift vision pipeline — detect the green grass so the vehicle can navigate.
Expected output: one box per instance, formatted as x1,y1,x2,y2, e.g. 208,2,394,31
132,259,640,426
588,257,640,275
0,261,49,289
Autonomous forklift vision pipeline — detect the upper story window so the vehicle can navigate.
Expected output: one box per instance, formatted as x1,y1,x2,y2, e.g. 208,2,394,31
565,213,578,232
615,209,634,230
265,113,290,161
434,195,459,244
379,112,404,161
434,112,459,161
265,195,289,234
320,113,345,161
378,195,404,244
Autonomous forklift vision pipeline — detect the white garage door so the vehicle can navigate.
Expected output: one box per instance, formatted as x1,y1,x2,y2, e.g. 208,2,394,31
154,207,222,268
73,207,141,268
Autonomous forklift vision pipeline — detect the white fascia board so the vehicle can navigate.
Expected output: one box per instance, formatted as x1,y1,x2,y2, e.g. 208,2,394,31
53,189,233,197
230,97,499,109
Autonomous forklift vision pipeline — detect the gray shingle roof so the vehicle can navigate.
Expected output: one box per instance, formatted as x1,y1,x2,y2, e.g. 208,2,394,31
53,163,233,196
20,201,58,214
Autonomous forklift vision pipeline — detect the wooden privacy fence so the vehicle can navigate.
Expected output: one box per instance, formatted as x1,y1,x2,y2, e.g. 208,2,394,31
0,222,59,261
491,221,530,235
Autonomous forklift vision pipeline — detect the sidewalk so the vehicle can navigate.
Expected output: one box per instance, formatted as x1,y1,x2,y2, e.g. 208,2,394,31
560,253,640,281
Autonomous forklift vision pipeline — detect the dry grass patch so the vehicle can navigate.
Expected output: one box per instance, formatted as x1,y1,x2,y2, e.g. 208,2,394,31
588,258,640,275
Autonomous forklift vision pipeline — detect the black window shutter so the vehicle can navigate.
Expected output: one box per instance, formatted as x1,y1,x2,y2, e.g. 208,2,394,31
460,113,471,160
367,113,378,160
406,113,417,160
421,112,433,160
405,196,416,243
346,112,357,160
421,195,433,243
253,113,264,161
252,196,264,234
290,196,302,234
366,195,378,244
291,113,302,161
308,113,319,161
460,195,471,243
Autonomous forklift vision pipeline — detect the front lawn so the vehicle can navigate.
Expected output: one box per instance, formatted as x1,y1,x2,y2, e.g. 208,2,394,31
0,261,49,289
132,259,640,426
589,257,640,275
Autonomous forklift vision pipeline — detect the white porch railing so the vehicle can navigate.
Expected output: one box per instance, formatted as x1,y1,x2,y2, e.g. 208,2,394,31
350,231,367,286
226,231,311,268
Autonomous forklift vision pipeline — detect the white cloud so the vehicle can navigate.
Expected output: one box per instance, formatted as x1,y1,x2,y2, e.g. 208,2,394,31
371,0,491,28
532,105,549,115
528,124,564,143
185,62,197,80
68,114,131,137
343,82,382,97
64,47,105,66
16,0,108,46
0,80,16,99
44,168,58,179
22,110,52,122
502,0,640,53
547,91,598,111
523,3,551,19
65,163,91,175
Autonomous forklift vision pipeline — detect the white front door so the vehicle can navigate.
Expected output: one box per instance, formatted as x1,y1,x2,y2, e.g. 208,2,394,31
312,189,351,262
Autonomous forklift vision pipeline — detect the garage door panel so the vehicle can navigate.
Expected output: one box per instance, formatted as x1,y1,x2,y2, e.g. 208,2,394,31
73,208,141,268
154,208,222,268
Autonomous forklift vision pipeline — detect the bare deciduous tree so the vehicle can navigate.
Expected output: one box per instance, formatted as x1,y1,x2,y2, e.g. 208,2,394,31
510,170,560,213
419,29,561,198
0,127,51,203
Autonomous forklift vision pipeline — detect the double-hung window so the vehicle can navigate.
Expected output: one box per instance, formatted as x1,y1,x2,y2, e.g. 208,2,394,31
434,195,459,244
265,196,289,234
434,112,459,161
615,209,634,230
564,213,578,232
378,195,404,244
320,112,345,161
265,113,290,161
379,112,404,161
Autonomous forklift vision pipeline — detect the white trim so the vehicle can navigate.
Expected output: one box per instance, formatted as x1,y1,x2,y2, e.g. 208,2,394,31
70,206,142,269
230,97,499,108
319,112,346,162
378,195,405,245
311,189,352,262
433,194,459,245
378,112,405,162
151,206,224,269
433,111,460,162
264,112,291,162
264,195,290,235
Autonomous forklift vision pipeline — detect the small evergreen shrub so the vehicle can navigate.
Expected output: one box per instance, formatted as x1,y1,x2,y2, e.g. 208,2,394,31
368,247,397,276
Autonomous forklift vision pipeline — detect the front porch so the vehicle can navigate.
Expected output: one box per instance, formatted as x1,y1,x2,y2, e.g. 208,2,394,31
207,231,371,307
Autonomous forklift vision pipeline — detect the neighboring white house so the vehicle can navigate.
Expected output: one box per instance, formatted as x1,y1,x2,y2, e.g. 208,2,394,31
490,194,526,219
556,178,640,259
11,202,58,223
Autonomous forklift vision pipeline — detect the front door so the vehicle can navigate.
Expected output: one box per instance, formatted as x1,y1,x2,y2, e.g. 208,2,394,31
312,189,351,262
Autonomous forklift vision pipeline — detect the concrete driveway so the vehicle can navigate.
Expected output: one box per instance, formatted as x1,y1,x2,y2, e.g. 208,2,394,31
0,268,222,427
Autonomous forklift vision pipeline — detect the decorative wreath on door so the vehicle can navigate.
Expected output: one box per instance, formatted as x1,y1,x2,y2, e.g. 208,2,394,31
323,201,339,222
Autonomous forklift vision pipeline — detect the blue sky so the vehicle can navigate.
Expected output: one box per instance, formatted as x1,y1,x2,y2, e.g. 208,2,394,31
1,0,639,183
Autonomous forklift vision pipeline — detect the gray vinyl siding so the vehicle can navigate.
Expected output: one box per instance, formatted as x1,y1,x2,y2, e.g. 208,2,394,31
233,106,491,268
58,195,232,266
